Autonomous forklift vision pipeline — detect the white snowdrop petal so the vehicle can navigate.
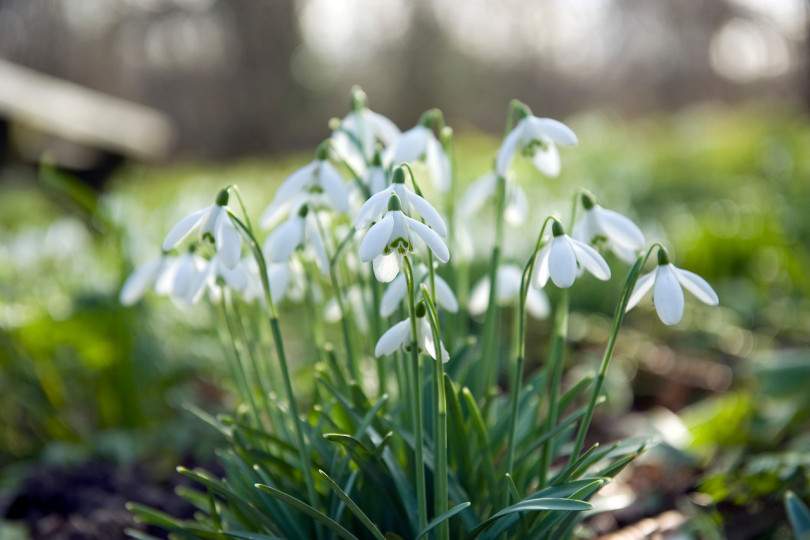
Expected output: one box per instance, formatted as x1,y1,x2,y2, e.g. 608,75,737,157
219,259,248,291
119,258,162,306
569,238,611,281
154,257,179,296
259,200,291,230
319,161,350,213
306,217,330,276
355,189,392,230
426,136,451,193
380,273,408,317
420,320,449,363
531,245,552,288
199,206,221,238
172,254,199,299
275,161,318,204
406,192,448,237
368,110,401,146
375,320,412,357
531,141,561,178
188,258,217,304
373,252,402,283
496,265,523,303
468,277,491,316
368,168,388,194
654,265,685,325
674,267,719,306
594,207,645,250
625,271,655,311
268,262,290,303
529,117,578,146
459,173,497,216
504,183,529,226
496,125,524,176
267,217,305,262
527,286,551,319
162,208,208,250
434,276,459,313
405,216,450,263
215,211,242,269
548,236,578,288
392,126,427,164
359,213,394,262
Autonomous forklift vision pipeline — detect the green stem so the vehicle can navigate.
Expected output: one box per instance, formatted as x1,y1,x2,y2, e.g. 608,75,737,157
539,287,569,488
479,174,507,396
567,252,648,465
421,285,448,540
403,257,428,530
219,291,261,428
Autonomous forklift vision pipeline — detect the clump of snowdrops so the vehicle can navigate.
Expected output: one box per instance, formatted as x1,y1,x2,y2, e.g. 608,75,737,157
122,88,718,539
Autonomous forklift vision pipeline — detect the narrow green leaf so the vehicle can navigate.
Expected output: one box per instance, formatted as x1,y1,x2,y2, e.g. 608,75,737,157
461,387,497,491
526,479,606,538
124,529,165,540
416,502,472,540
319,469,387,540
466,498,592,538
219,532,285,540
255,483,360,540
126,502,190,532
785,491,810,539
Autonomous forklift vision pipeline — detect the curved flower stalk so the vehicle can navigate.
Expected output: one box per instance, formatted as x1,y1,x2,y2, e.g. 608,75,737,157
356,191,449,283
384,111,451,193
375,304,449,363
263,205,329,275
119,254,173,306
626,247,719,325
331,87,401,170
496,108,578,178
573,192,645,263
459,171,529,227
379,263,458,317
162,190,242,269
259,143,350,229
469,263,549,319
532,220,611,289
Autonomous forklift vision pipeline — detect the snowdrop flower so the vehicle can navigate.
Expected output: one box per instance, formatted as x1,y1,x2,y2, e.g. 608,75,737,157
379,263,458,317
154,251,207,306
357,192,450,283
119,254,172,306
375,303,449,363
496,112,578,178
364,151,389,195
469,264,550,319
162,190,242,269
626,248,719,326
263,205,329,275
384,112,450,193
186,254,249,304
331,88,401,167
459,171,529,226
532,220,611,289
259,143,350,229
573,192,645,263
356,167,448,237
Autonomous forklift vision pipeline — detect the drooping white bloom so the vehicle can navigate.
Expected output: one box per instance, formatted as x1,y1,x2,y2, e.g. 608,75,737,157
532,221,611,289
573,194,645,263
332,104,401,170
496,114,578,178
459,172,529,226
263,205,329,275
259,147,350,229
119,255,171,306
355,170,447,237
186,254,250,304
384,122,450,193
162,190,242,269
375,313,449,363
469,264,550,319
379,263,458,317
626,250,719,326
242,257,297,305
357,192,450,283
153,251,207,306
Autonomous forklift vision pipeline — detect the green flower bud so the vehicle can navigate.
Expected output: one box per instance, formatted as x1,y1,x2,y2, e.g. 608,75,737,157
387,192,402,212
215,189,229,207
581,191,596,210
657,247,671,266
552,219,565,237
316,141,330,161
392,166,407,184
415,301,427,318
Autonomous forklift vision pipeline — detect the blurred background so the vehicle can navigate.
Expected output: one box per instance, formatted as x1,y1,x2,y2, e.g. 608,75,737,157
2,0,810,538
